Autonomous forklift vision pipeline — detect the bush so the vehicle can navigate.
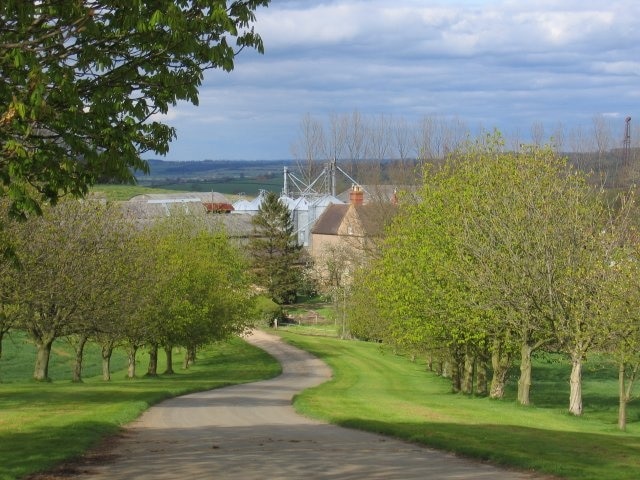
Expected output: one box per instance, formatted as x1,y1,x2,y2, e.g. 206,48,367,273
252,295,284,327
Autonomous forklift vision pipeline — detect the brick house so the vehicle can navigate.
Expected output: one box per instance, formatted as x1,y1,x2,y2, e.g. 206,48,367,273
310,185,396,288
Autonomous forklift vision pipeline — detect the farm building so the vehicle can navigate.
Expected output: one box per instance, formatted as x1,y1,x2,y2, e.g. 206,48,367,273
232,191,344,247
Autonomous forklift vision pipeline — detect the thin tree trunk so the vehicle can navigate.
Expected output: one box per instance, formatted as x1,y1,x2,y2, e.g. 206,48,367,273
33,336,55,381
0,329,7,360
425,354,433,372
164,346,175,375
462,347,474,395
183,345,196,369
617,361,639,431
147,343,158,377
517,343,533,406
101,342,114,381
476,355,488,397
569,353,583,416
71,334,88,383
618,361,627,431
490,340,511,399
449,349,463,393
127,344,138,379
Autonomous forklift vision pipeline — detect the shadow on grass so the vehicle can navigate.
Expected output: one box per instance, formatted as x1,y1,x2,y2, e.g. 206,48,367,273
0,420,121,480
333,418,640,480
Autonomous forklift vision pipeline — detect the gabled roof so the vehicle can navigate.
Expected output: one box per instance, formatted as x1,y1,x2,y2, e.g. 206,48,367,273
353,204,393,237
311,204,349,235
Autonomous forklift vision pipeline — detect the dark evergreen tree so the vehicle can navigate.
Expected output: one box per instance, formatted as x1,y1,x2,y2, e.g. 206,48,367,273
249,191,303,304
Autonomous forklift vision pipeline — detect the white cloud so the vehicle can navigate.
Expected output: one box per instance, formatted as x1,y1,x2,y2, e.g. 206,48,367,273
159,0,640,160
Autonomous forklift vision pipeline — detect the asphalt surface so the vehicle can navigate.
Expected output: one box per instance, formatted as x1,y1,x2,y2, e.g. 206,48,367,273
68,330,548,479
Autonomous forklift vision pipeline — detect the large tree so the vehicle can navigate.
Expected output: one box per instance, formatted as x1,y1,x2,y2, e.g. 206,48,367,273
7,199,137,381
363,133,621,412
250,191,304,304
0,0,269,214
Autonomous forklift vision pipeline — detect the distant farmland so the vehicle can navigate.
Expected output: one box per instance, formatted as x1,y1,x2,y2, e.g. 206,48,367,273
134,159,289,196
157,177,283,196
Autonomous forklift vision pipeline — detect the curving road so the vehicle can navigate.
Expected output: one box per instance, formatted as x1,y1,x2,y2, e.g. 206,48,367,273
70,330,548,479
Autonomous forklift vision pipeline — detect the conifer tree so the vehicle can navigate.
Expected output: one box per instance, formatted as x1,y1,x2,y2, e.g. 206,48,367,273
249,191,303,304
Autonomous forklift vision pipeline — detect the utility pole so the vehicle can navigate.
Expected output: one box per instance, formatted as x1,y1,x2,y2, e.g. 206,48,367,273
623,116,631,166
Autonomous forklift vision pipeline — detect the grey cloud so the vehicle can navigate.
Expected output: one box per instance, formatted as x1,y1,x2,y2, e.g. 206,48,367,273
158,0,640,160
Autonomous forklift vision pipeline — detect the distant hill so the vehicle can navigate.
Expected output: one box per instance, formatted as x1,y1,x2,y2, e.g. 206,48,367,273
131,159,294,196
137,159,294,182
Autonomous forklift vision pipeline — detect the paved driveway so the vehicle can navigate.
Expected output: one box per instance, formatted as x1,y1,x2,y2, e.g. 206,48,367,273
67,330,548,479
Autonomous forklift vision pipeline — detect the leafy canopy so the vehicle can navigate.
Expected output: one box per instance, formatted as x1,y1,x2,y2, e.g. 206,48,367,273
0,0,269,215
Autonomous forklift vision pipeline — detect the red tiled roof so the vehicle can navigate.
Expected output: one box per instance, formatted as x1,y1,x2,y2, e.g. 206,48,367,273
203,202,234,213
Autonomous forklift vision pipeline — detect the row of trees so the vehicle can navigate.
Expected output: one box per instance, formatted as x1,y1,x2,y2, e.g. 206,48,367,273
0,199,253,382
291,111,640,189
347,132,640,430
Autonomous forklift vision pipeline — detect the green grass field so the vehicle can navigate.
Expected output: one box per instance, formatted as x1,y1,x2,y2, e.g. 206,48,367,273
155,178,282,196
0,333,281,480
6,323,640,480
89,184,190,201
90,178,281,201
275,330,640,480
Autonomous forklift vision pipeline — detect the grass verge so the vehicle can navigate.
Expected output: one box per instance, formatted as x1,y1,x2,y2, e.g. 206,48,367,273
275,330,640,480
0,337,280,480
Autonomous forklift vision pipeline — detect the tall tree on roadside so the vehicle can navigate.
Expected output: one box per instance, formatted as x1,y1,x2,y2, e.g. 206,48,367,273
250,191,304,304
605,239,640,430
8,199,133,381
449,136,618,414
0,0,269,215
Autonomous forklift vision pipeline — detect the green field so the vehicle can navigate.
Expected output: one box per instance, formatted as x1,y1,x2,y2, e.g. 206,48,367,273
90,177,282,201
276,330,640,480
90,184,190,201
5,324,640,479
155,177,283,196
0,333,281,480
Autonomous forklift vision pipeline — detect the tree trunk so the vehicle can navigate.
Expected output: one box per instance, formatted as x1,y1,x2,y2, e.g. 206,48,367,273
461,347,474,395
71,334,88,383
618,361,627,431
127,344,138,379
517,343,533,406
569,353,583,416
164,346,175,375
475,356,488,397
0,329,6,360
147,343,158,377
449,349,462,393
101,342,114,381
33,336,55,381
490,341,511,399
183,345,196,369
435,359,443,376
425,354,433,372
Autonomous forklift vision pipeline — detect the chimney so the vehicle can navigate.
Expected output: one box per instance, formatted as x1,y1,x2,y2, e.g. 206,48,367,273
349,184,364,206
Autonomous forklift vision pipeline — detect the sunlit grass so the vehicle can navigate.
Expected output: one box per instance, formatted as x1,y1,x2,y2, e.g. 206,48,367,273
0,336,280,480
277,331,640,480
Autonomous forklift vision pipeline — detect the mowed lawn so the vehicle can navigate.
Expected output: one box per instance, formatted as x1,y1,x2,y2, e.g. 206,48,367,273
276,330,640,480
0,335,281,480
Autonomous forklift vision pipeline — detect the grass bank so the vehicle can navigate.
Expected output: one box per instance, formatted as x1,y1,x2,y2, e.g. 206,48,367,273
0,336,280,480
275,330,640,480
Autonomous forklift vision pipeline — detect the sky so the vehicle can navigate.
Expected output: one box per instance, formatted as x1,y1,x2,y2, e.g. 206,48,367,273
152,0,640,161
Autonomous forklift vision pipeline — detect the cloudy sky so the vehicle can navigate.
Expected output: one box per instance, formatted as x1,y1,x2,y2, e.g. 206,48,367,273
155,0,640,161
